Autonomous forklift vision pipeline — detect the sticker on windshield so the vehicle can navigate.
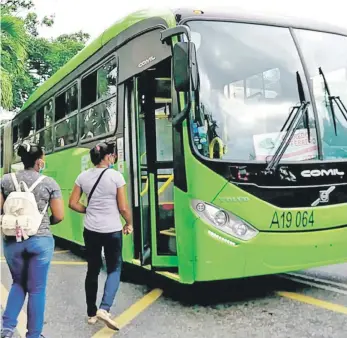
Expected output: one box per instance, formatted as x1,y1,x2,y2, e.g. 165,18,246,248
253,129,318,162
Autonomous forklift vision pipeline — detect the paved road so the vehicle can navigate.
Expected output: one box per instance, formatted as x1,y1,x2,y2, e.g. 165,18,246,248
1,244,346,338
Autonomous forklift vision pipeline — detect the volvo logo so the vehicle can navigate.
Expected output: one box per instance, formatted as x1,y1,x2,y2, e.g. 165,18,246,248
138,56,156,68
301,169,345,178
311,186,336,206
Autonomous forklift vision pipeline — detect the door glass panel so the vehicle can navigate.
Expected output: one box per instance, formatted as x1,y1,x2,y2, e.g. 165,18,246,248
155,102,173,161
156,168,175,255
140,167,150,258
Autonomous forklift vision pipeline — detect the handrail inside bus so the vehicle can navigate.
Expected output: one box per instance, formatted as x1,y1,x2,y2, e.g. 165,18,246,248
209,137,225,159
140,174,173,197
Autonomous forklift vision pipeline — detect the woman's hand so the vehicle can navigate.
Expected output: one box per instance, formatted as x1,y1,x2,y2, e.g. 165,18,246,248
123,223,133,235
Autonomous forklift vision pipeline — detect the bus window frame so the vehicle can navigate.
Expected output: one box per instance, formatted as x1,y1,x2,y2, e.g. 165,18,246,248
53,110,79,152
18,110,36,141
80,53,119,144
54,81,79,124
35,98,55,155
53,80,80,151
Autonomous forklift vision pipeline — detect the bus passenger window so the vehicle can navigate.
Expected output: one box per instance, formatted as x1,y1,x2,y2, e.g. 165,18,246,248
19,114,35,140
80,97,117,139
55,83,78,121
81,71,97,108
35,100,54,153
36,128,53,153
97,58,118,99
12,125,18,144
54,115,78,147
36,100,53,130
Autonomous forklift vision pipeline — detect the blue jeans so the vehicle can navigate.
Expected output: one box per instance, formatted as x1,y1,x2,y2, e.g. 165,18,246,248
83,228,122,317
1,236,54,338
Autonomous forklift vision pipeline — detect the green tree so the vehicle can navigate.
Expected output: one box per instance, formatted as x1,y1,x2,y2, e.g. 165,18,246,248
1,9,28,109
0,0,90,110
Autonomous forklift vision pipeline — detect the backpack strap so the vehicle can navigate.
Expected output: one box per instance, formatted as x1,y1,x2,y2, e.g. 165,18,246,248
28,176,49,216
28,175,46,192
10,173,21,192
41,202,49,216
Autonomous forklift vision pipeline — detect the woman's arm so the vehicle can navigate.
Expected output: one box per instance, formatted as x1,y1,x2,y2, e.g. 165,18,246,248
116,185,133,234
69,184,86,214
50,198,64,224
0,191,4,215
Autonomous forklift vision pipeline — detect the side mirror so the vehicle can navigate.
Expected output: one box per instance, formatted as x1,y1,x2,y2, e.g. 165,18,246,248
173,42,190,92
172,42,199,93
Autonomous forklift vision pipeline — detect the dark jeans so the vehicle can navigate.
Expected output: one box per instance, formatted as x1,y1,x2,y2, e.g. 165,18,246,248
83,228,123,317
1,236,54,338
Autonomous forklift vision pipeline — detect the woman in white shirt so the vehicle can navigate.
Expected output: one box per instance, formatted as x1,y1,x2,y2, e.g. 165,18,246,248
69,142,132,331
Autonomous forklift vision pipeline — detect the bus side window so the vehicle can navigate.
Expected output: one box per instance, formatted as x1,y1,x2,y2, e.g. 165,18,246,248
19,113,35,141
36,100,54,153
54,84,78,148
80,57,118,140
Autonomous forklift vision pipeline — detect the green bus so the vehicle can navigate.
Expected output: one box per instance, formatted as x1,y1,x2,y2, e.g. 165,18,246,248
2,8,347,284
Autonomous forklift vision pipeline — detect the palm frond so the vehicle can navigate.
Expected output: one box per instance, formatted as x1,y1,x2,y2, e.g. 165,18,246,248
0,67,14,109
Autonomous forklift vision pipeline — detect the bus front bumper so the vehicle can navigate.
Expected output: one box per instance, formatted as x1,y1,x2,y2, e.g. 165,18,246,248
194,221,347,282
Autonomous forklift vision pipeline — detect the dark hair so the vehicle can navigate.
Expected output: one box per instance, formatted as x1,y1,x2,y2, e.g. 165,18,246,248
17,142,44,169
90,142,116,165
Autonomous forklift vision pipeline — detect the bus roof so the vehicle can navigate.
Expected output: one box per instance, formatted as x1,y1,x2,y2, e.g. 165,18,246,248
175,8,347,36
20,7,347,113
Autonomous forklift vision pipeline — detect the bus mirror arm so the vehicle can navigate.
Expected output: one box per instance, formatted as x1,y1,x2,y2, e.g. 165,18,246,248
172,97,191,128
160,25,191,43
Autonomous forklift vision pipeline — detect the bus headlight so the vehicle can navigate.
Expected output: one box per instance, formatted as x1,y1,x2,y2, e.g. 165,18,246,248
192,200,258,241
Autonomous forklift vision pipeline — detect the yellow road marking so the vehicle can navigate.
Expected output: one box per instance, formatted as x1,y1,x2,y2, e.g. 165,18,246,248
278,291,347,315
54,250,70,254
92,288,163,337
0,283,27,337
49,261,87,265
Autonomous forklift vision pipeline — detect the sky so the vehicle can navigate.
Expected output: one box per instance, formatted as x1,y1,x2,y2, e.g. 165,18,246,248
33,0,347,41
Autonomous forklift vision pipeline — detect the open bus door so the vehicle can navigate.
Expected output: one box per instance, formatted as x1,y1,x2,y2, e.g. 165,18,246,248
128,59,178,268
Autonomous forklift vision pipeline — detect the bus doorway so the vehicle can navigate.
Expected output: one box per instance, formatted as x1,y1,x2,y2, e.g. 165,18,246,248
127,57,178,268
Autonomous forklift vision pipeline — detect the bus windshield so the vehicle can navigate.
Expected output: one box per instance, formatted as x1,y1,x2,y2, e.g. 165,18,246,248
294,29,347,160
186,20,347,162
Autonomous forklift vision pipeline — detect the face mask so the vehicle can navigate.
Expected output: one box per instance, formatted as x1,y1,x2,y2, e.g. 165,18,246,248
108,155,115,169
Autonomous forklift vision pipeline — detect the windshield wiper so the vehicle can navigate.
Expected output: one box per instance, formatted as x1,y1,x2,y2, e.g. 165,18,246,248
319,67,347,136
265,101,310,172
280,72,311,142
265,72,310,172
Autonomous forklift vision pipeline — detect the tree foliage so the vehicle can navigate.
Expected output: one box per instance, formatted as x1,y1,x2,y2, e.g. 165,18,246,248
0,0,90,111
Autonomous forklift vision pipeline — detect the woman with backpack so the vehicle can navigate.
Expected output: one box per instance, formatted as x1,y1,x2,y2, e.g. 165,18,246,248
68,141,132,331
0,142,64,338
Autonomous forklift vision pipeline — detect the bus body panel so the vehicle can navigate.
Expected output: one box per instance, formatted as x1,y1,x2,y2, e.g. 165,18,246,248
194,218,347,281
214,183,347,233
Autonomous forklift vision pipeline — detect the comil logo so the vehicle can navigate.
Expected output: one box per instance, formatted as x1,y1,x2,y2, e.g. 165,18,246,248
301,169,345,178
138,56,156,68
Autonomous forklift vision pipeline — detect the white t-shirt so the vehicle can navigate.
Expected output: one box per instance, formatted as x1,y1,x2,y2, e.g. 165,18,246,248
75,168,126,233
